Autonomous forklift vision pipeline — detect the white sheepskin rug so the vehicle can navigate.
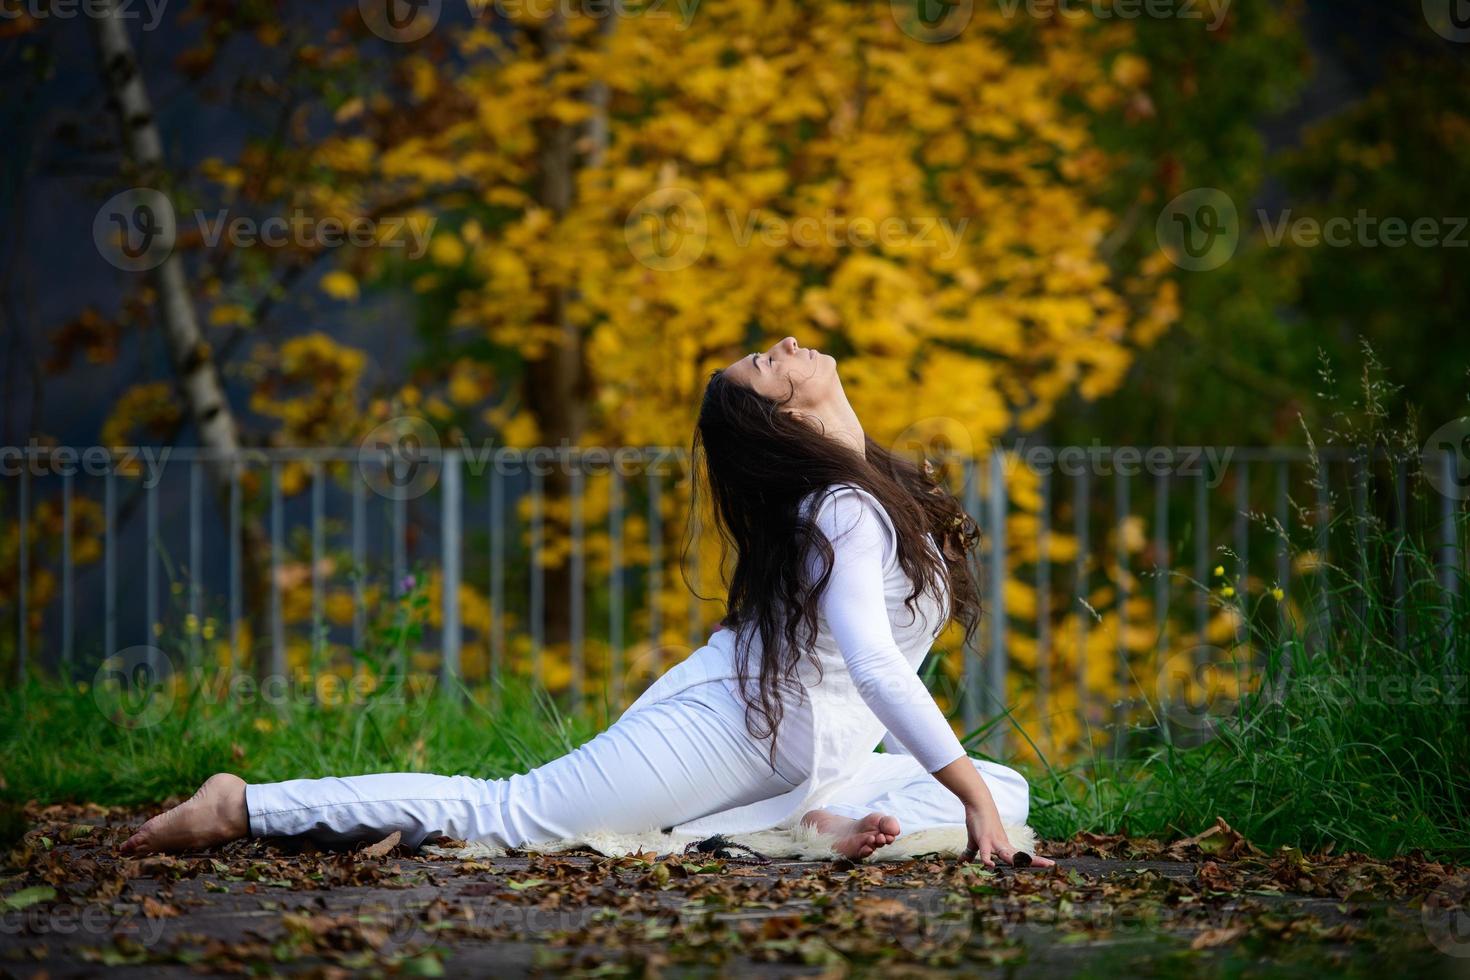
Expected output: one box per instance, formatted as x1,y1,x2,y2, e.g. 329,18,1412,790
427,822,1036,864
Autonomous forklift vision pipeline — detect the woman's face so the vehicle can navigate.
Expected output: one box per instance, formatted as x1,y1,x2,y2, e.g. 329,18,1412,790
721,336,838,410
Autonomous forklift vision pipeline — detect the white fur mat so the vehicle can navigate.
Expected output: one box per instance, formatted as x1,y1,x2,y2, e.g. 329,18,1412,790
426,822,1036,863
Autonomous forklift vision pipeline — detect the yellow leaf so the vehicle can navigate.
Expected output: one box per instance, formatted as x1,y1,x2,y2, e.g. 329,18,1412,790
320,271,359,302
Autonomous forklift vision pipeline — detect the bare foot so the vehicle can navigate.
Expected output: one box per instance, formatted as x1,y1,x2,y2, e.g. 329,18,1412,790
801,809,901,860
120,773,249,855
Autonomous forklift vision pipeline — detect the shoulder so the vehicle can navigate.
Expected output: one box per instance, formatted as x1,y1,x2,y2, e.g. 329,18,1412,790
802,483,899,566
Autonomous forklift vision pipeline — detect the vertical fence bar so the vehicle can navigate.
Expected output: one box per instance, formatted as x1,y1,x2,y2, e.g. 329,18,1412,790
189,460,202,667
352,474,365,651
16,464,28,682
1114,469,1130,751
1234,461,1249,647
105,465,116,663
569,462,584,711
146,477,158,657
530,466,544,685
62,471,73,674
1351,455,1368,626
687,489,700,649
489,457,504,688
1154,469,1170,743
229,458,242,668
1194,470,1208,646
609,467,625,707
1442,451,1461,600
1074,467,1090,732
963,457,982,735
985,450,1007,757
393,495,407,596
270,462,285,680
1036,468,1051,750
1313,454,1332,651
311,460,325,666
1393,460,1408,652
1234,462,1250,585
441,450,462,698
1275,458,1290,633
647,466,663,679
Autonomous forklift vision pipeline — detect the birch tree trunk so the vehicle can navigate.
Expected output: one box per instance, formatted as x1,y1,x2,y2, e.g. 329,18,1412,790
93,1,277,680
522,11,602,666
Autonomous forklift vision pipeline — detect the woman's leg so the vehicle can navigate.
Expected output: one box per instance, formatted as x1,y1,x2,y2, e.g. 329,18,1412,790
123,685,807,854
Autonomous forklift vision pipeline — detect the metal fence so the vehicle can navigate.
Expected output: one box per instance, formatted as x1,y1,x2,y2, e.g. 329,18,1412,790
3,444,1465,754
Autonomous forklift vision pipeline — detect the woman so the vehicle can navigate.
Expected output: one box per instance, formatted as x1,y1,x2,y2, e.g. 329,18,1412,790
121,336,1052,868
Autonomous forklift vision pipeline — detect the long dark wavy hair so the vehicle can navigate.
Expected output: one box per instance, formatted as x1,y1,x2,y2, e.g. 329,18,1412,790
689,366,984,771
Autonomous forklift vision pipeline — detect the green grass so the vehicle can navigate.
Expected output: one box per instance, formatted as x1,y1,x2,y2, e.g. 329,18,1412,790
0,675,597,808
1020,499,1470,862
3,502,1465,863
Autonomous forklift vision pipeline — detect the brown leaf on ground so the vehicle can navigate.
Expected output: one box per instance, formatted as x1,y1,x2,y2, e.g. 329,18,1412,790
1191,925,1248,949
361,832,402,859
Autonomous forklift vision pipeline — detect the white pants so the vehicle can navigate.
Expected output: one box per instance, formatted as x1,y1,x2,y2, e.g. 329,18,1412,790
245,681,1029,850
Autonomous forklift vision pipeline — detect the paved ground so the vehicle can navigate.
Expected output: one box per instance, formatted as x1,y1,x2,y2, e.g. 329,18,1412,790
1,802,1467,977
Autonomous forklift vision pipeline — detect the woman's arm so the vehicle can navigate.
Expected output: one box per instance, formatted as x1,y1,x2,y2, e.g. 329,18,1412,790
809,489,967,773
812,489,1052,868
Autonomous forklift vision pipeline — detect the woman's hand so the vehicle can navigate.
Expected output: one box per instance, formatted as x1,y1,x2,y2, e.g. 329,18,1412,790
962,801,1056,869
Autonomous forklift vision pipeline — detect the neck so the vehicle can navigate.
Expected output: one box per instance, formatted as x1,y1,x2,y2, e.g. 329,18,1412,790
805,394,866,457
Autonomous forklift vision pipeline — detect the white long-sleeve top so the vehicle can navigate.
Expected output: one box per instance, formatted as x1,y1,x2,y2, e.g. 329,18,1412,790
802,485,968,774
623,482,971,836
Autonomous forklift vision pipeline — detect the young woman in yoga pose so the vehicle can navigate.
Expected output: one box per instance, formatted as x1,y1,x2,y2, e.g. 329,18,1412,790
122,336,1052,867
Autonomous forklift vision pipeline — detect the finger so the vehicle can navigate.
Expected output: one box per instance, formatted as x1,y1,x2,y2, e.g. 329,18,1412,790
993,843,1017,866
1030,854,1057,868
980,844,995,868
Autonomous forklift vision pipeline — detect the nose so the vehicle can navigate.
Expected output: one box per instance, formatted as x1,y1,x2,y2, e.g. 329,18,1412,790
780,336,799,353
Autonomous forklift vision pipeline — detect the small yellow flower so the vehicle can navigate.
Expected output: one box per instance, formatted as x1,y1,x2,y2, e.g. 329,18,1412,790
185,613,200,636
202,619,217,640
1270,587,1285,601
1221,586,1236,598
152,622,163,637
1213,564,1225,577
252,717,275,734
